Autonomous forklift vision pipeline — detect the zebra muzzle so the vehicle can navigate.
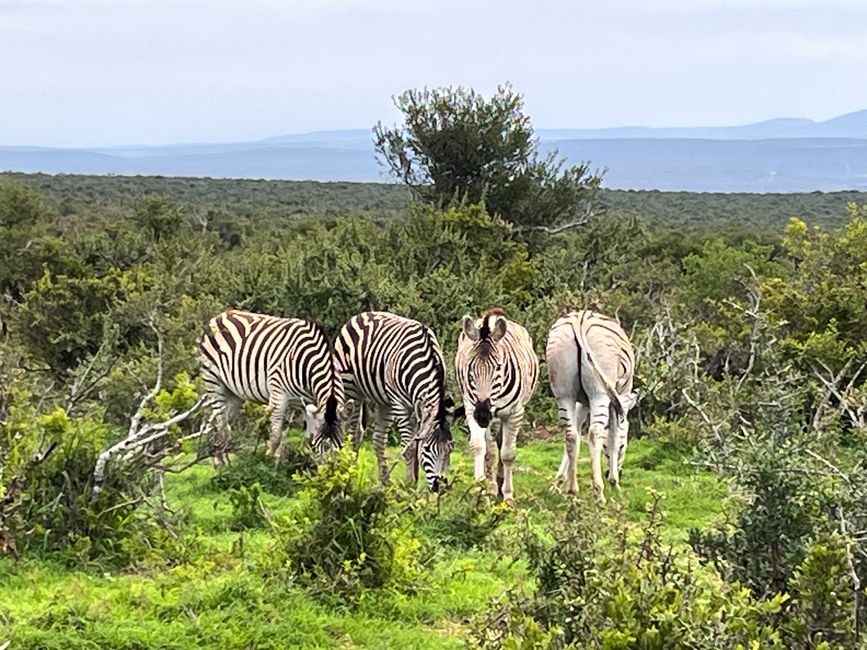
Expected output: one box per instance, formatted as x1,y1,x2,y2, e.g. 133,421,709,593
474,399,493,428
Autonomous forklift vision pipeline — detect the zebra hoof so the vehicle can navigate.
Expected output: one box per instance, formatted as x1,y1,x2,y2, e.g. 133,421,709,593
502,496,515,507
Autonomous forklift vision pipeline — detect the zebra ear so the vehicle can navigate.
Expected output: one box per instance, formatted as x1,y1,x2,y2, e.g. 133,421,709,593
490,316,508,342
461,315,480,341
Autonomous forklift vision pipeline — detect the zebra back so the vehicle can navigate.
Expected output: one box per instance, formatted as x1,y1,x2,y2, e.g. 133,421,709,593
335,311,451,426
198,309,343,421
547,310,634,415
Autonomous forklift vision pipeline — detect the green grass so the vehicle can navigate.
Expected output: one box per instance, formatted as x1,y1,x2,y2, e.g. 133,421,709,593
0,436,726,649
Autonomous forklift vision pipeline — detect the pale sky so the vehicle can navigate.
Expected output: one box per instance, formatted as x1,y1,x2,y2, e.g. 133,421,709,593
1,0,866,147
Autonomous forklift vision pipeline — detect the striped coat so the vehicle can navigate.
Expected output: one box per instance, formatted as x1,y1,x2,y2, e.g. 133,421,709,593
546,310,635,499
198,309,344,462
334,311,453,492
455,308,538,502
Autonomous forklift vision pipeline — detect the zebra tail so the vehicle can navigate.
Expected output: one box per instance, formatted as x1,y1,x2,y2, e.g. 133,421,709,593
570,320,624,420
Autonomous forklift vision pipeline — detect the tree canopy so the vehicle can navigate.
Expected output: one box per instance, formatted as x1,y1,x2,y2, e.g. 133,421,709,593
373,84,603,233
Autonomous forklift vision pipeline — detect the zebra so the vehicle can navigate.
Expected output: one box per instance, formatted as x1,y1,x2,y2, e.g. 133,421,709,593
197,309,344,463
546,310,636,500
334,311,454,492
455,308,539,503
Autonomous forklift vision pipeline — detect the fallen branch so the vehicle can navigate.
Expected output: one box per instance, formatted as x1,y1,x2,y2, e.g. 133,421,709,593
91,395,208,501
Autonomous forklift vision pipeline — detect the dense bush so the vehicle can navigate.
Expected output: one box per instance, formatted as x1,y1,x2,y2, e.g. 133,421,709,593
0,395,191,567
412,477,511,550
268,444,427,602
209,445,315,496
469,495,785,649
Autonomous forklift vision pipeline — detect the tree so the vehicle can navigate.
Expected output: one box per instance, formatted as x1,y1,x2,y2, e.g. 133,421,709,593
0,179,44,228
373,84,602,233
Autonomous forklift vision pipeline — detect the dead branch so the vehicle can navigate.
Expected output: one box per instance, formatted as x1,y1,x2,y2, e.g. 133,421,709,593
811,358,867,430
511,201,600,235
65,339,118,414
91,395,208,501
91,322,212,501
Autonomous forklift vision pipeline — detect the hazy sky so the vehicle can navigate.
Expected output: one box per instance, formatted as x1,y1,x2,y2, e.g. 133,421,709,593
2,0,866,146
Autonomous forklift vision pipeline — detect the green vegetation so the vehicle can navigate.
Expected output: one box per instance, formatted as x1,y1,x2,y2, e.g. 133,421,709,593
4,171,866,233
2,439,722,649
1,87,866,647
374,84,600,232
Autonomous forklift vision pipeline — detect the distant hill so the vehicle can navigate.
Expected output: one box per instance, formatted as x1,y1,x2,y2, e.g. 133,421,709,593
2,110,866,192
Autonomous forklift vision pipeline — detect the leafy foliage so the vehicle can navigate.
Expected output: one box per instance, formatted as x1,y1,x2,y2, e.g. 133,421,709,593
269,444,426,602
469,495,785,649
374,85,601,231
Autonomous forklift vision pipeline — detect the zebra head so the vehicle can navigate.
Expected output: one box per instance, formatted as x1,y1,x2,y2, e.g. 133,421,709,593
415,391,456,493
460,310,508,424
306,394,344,459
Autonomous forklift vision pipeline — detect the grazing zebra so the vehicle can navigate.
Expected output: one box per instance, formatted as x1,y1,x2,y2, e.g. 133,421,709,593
334,311,454,492
546,310,636,500
198,309,344,462
455,308,539,503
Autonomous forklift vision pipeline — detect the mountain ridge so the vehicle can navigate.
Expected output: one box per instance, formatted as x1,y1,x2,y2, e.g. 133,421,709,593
2,110,866,192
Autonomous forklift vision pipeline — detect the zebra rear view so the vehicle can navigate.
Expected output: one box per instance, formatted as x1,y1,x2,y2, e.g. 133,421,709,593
334,311,454,492
198,309,344,463
546,310,636,501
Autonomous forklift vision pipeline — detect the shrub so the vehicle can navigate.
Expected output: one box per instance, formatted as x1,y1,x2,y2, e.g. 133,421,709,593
469,494,785,649
209,444,315,496
226,482,269,531
413,477,511,550
268,443,426,602
2,395,192,567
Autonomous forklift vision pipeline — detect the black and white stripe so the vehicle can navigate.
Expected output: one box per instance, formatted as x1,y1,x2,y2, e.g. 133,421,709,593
546,309,636,500
198,309,344,461
334,311,453,492
455,308,539,503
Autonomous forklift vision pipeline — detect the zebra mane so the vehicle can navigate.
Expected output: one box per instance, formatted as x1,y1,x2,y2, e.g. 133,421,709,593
304,318,342,413
475,307,507,361
420,326,451,427
479,307,507,340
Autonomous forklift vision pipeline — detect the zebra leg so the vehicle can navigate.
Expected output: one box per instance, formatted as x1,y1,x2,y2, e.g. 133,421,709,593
266,392,290,458
499,410,523,504
607,409,629,488
395,409,418,486
587,396,611,502
342,399,365,451
211,393,240,467
354,401,367,451
466,413,489,485
372,404,392,485
553,398,584,494
559,400,587,495
487,419,500,496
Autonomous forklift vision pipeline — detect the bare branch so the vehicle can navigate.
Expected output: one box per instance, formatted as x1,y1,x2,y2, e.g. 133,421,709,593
65,339,118,414
92,395,208,500
511,202,600,235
